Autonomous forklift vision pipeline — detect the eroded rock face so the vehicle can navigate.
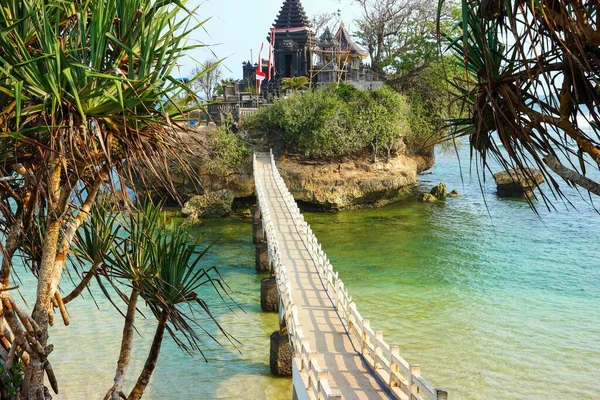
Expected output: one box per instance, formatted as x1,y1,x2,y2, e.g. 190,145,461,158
276,153,434,210
493,168,544,197
182,189,234,222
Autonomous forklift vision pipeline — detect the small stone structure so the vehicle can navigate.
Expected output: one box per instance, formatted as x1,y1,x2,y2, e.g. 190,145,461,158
493,168,544,197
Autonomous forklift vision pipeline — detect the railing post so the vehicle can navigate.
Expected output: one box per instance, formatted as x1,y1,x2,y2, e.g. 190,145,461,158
374,331,383,369
436,389,448,400
408,364,420,399
361,319,370,355
389,346,399,387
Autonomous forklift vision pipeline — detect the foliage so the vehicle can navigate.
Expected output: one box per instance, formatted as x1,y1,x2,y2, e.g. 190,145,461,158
75,203,234,399
353,0,462,149
216,78,235,97
206,122,251,174
0,0,211,397
191,59,224,100
247,84,419,160
353,0,454,75
441,0,600,197
0,354,25,398
281,76,311,93
396,59,466,152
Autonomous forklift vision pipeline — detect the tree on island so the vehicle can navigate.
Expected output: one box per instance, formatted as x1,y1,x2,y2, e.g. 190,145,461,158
353,0,463,149
191,59,224,100
0,0,231,398
441,0,600,197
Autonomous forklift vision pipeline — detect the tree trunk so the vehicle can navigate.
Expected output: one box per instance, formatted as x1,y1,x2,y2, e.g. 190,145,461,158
543,154,600,196
29,218,61,399
372,138,378,163
128,308,169,400
105,287,140,400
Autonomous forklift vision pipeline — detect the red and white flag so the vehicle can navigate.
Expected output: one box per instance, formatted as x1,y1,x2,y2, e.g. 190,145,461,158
256,43,265,95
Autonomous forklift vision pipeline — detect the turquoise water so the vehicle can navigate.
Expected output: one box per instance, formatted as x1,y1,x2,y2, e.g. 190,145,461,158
22,144,600,399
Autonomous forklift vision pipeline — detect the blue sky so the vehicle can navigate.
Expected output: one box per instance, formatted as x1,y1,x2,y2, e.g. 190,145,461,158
178,0,363,79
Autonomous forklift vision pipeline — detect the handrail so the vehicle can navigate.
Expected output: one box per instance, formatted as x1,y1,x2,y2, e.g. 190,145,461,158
253,153,340,400
260,150,448,400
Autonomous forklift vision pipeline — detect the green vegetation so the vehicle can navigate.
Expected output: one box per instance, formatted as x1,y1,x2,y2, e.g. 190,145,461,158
73,202,231,400
0,0,223,397
281,76,311,93
247,84,432,161
206,122,252,174
440,0,600,197
352,0,463,150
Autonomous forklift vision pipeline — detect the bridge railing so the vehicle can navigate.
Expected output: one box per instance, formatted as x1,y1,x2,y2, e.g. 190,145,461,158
253,153,341,400
266,150,448,400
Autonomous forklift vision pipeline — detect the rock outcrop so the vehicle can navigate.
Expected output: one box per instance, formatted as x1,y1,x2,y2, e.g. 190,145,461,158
493,168,544,197
276,153,434,210
132,127,436,213
182,189,234,223
429,183,447,200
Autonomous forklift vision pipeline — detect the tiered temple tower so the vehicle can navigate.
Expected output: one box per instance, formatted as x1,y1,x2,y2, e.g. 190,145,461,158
268,0,314,83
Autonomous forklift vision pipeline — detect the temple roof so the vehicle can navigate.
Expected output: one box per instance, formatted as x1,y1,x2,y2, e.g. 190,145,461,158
273,0,310,29
336,23,369,58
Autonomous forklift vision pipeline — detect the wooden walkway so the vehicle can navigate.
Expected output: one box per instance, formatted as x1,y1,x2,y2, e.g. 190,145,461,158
253,152,447,400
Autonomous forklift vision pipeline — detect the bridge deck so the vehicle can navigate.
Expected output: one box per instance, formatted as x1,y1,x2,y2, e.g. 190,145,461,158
255,153,388,400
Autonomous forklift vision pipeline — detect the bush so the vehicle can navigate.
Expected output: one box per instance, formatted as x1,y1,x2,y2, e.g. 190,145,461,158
206,123,251,174
246,84,416,161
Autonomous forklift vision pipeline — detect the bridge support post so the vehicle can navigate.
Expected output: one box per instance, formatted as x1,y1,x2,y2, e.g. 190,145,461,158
253,204,270,272
252,205,264,244
261,277,279,312
269,330,292,377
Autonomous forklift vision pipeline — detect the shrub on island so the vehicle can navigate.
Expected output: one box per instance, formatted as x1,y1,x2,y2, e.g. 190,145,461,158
246,84,437,161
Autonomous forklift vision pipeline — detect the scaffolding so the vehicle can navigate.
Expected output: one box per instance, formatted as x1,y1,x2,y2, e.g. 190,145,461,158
307,27,352,89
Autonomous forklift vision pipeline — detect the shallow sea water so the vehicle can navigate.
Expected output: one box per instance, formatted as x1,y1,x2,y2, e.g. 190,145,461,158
19,143,600,399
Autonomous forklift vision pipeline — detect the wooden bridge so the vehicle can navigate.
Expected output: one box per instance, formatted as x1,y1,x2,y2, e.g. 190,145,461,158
253,152,448,400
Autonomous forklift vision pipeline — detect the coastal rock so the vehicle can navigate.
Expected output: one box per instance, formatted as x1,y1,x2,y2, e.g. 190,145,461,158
276,152,434,210
132,127,254,206
182,189,234,221
448,189,460,197
429,183,447,200
419,193,438,203
493,168,544,197
132,127,435,211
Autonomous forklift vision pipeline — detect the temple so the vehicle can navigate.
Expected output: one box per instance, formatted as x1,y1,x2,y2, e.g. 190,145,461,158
242,0,383,96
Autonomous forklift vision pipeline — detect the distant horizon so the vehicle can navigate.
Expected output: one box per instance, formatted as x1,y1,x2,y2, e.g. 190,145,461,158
178,0,363,80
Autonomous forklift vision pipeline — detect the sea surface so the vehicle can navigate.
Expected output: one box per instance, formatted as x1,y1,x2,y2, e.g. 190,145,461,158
16,142,600,399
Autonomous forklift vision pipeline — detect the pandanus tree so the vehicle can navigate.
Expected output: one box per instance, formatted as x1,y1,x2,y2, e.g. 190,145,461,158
72,203,234,400
440,0,600,200
0,0,210,397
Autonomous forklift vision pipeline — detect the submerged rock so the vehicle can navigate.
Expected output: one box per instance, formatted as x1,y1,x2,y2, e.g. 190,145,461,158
182,189,234,222
493,168,544,198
